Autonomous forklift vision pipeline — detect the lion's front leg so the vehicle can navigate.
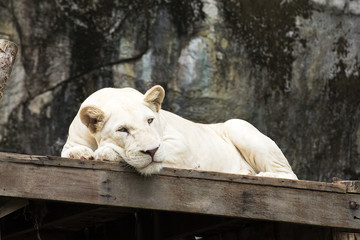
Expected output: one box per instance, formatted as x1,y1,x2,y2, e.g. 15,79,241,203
61,145,95,160
223,119,298,180
94,145,124,162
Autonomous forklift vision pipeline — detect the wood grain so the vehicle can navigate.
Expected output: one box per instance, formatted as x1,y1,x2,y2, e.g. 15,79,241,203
0,152,359,230
0,198,28,218
0,152,348,193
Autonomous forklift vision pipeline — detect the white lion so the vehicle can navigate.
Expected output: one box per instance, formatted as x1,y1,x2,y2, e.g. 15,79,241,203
61,85,297,179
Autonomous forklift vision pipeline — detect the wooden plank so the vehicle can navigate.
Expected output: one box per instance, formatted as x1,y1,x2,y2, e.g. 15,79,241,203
3,229,85,240
0,198,28,218
333,181,360,194
333,231,360,240
44,206,133,231
1,203,134,239
0,153,359,230
155,212,246,239
0,152,348,193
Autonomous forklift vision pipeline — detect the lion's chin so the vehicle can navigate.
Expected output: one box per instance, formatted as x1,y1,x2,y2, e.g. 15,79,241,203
137,161,163,176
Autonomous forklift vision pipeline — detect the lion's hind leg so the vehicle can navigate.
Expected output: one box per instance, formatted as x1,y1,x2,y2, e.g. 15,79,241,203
223,119,297,180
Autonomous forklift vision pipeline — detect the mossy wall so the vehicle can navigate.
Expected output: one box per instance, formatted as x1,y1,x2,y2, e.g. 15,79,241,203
0,0,359,181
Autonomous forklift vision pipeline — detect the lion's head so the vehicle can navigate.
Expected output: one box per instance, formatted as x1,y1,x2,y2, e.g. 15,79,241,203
79,85,166,175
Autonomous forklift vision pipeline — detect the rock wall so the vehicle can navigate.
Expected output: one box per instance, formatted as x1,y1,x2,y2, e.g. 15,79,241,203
0,0,359,181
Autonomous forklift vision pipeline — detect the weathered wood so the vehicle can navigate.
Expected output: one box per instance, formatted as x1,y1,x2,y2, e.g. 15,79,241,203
333,180,360,194
0,198,28,218
0,205,334,240
333,231,360,240
0,152,359,231
0,152,348,193
2,203,134,239
0,39,18,100
44,206,133,231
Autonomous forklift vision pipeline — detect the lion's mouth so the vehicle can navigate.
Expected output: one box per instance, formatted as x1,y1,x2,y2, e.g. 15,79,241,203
138,159,162,170
137,147,161,170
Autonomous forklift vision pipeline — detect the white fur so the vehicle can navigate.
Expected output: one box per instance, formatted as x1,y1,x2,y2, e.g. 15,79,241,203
61,86,297,179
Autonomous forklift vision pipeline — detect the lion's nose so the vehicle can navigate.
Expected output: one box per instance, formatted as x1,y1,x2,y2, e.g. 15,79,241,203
141,147,159,159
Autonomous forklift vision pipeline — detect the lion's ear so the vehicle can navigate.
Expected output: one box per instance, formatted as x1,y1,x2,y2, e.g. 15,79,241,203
80,106,105,134
144,85,165,112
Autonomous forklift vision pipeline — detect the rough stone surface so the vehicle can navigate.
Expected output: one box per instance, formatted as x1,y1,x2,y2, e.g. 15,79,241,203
0,0,359,181
0,39,18,100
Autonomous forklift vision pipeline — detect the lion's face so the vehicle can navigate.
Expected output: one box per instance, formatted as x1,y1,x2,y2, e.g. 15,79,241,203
79,86,165,175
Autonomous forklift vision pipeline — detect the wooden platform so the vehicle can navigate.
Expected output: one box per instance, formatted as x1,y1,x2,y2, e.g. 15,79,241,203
0,152,359,239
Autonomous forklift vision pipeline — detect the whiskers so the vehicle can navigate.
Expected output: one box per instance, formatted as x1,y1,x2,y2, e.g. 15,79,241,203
121,162,136,171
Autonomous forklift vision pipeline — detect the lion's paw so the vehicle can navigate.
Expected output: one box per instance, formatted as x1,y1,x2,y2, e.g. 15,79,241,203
257,171,298,180
62,146,95,160
238,169,254,176
94,146,123,162
257,172,276,178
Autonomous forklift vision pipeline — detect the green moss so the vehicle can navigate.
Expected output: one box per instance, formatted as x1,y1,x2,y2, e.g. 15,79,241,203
222,0,312,93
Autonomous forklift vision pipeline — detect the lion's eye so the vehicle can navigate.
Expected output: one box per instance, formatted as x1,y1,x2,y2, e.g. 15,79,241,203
117,127,128,133
147,118,154,125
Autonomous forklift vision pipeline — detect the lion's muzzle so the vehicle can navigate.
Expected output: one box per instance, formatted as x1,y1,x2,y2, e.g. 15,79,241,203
140,146,159,160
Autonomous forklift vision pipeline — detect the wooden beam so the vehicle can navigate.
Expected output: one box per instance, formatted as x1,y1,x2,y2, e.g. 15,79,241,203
0,198,28,218
154,211,244,239
1,202,135,239
0,152,349,193
43,205,134,231
0,39,18,100
333,180,360,194
0,152,359,230
333,231,360,240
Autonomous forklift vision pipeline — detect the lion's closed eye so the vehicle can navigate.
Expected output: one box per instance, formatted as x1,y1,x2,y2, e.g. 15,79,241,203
147,118,154,125
117,127,129,133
